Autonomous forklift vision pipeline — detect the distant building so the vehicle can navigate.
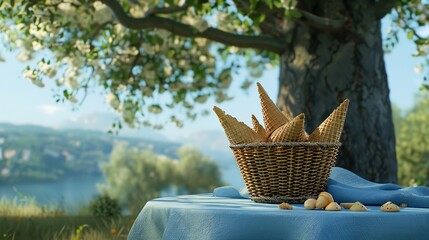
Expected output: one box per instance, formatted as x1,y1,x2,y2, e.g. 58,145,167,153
62,150,74,161
4,149,16,160
1,167,10,177
21,149,31,162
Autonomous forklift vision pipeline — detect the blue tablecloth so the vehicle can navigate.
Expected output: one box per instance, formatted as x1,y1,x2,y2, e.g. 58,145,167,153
128,194,429,240
128,167,429,240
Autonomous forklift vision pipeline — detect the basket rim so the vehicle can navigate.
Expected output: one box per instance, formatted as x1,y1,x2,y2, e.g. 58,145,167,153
230,142,341,148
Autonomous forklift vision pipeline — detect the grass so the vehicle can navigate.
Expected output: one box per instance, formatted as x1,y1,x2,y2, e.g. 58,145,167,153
0,197,134,240
0,216,134,240
0,197,62,217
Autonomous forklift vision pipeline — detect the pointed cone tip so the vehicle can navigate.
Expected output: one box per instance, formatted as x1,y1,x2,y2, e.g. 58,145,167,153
340,99,349,107
256,82,266,94
212,106,225,117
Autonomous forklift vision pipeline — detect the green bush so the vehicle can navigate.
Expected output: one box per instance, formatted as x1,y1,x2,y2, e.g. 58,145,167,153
88,194,121,218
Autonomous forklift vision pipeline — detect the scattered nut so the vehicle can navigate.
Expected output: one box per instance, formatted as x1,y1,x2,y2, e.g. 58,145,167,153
380,201,400,212
319,192,334,202
279,202,293,210
304,198,317,210
316,192,335,209
381,201,393,207
340,203,354,209
325,202,341,211
316,196,330,209
349,201,368,211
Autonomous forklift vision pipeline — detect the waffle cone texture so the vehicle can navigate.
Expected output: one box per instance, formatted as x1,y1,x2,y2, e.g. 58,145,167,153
251,114,268,140
213,83,349,145
257,82,288,135
308,99,349,143
269,113,307,142
213,106,263,144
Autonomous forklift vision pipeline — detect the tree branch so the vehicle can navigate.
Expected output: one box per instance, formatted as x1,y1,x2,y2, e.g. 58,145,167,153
100,0,285,54
298,9,345,32
90,21,113,49
372,0,397,20
233,0,345,33
129,49,141,78
145,3,189,17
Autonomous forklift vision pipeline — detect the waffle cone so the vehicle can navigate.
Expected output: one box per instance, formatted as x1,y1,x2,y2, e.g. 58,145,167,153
269,113,306,142
251,114,267,140
282,105,294,122
309,99,349,143
257,82,288,134
213,106,263,144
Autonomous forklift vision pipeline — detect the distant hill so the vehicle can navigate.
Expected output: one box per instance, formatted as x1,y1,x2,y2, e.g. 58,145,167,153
57,112,168,142
0,123,181,183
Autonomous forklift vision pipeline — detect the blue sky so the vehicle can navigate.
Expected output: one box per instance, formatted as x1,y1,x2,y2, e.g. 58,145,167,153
0,19,424,141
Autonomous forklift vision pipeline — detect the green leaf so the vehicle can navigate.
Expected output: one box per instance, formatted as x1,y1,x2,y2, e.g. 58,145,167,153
265,0,273,9
148,104,162,114
284,9,292,19
273,0,283,8
290,9,302,18
63,90,70,99
407,30,414,40
249,0,258,10
257,14,266,24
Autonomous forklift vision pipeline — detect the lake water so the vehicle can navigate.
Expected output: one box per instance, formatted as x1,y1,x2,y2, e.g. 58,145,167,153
0,176,104,212
0,167,245,213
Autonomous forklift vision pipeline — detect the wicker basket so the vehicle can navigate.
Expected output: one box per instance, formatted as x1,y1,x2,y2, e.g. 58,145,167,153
230,142,340,204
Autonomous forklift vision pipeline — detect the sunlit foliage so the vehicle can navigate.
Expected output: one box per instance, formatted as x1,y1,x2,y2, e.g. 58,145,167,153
100,143,223,213
395,94,429,186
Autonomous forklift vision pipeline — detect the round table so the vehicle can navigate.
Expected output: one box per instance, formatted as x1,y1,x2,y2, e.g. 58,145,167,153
127,194,429,240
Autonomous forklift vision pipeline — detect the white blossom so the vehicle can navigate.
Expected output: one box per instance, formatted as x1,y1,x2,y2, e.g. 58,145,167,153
93,1,113,23
178,59,187,67
68,96,78,103
75,40,91,54
163,65,172,76
130,6,145,18
17,51,32,61
58,2,76,12
66,77,79,89
23,69,38,81
199,55,207,62
38,61,51,74
56,77,65,86
106,92,120,109
194,19,209,32
183,16,209,32
414,64,424,74
29,24,48,39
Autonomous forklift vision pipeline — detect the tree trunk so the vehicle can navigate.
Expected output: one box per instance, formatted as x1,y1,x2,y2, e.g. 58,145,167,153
276,1,397,183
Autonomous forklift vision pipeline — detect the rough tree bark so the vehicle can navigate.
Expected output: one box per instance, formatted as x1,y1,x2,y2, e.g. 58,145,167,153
276,1,397,183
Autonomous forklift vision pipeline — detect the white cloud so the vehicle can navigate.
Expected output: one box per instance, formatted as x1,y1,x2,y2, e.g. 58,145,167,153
37,105,63,115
